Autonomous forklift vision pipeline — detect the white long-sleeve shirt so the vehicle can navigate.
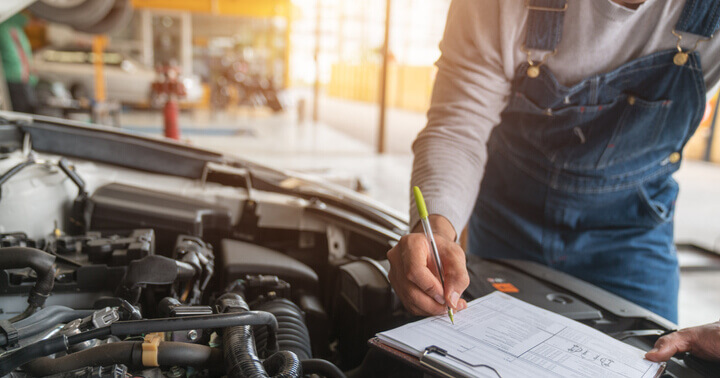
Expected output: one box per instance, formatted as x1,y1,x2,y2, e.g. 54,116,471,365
410,0,720,234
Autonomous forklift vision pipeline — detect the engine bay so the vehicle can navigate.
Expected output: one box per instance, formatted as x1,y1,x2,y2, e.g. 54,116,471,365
0,144,408,378
0,119,718,378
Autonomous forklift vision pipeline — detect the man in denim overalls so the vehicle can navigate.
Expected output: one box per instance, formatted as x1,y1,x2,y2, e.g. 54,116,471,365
387,0,720,324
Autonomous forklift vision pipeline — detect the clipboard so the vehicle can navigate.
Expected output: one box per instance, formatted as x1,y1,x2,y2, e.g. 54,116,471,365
372,292,667,378
368,337,501,378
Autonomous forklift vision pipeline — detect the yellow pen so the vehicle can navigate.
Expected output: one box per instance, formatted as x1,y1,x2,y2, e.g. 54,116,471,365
413,186,455,324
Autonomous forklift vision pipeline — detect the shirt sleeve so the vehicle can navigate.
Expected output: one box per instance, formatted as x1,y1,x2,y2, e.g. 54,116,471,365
409,0,515,236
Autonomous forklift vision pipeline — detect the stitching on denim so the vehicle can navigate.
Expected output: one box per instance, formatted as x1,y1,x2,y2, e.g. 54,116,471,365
594,101,672,170
676,0,694,33
636,180,677,225
494,141,679,194
709,2,720,37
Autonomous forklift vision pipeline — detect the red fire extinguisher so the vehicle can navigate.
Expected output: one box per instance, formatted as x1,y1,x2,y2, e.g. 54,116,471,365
151,64,187,140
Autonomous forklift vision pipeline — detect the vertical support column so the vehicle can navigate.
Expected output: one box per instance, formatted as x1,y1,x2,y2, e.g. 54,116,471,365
140,9,154,68
283,11,292,89
312,0,322,122
180,11,193,77
377,0,392,154
92,35,107,103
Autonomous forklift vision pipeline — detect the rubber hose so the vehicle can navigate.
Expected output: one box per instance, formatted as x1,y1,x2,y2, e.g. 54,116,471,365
0,311,278,376
223,321,268,378
252,299,312,360
262,351,302,378
0,247,57,322
0,160,35,189
0,306,94,347
301,359,346,378
22,341,224,376
220,293,300,378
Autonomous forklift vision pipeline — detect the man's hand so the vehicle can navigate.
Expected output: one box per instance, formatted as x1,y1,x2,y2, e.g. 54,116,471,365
645,321,720,362
387,215,470,316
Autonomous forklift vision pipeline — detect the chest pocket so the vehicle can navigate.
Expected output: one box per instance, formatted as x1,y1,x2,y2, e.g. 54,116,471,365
596,96,673,168
500,91,672,171
500,91,620,169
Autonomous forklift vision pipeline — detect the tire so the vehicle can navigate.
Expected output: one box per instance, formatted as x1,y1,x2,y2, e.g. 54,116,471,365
29,0,115,28
73,0,134,35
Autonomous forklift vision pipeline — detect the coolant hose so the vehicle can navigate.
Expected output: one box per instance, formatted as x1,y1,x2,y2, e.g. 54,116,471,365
0,247,57,322
219,293,301,378
22,341,224,376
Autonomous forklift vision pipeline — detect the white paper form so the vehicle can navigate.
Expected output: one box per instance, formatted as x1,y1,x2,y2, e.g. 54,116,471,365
377,291,664,378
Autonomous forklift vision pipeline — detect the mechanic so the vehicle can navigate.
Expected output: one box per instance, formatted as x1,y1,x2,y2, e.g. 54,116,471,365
645,320,720,362
387,0,720,323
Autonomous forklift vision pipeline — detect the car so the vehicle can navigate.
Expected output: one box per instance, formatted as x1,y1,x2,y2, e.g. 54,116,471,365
0,112,716,378
32,47,204,107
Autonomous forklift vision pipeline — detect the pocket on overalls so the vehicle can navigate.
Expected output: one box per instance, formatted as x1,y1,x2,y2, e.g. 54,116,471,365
597,95,673,169
503,92,619,166
636,176,679,226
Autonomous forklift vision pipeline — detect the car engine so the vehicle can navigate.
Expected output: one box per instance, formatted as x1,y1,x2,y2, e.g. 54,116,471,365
0,145,407,378
2,118,717,378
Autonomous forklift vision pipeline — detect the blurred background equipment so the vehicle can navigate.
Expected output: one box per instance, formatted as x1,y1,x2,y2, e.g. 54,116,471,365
151,62,186,139
0,13,38,113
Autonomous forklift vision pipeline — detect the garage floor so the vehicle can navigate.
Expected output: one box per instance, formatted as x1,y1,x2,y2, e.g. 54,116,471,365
116,102,720,328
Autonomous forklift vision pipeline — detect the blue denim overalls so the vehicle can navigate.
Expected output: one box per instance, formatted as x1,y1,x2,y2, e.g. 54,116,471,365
467,0,720,323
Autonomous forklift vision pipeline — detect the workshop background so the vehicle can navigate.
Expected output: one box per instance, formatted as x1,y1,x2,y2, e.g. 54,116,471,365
0,0,718,328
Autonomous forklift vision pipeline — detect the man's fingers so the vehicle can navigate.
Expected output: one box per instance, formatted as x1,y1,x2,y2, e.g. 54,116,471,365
645,331,694,362
404,237,445,304
437,241,469,309
403,282,447,316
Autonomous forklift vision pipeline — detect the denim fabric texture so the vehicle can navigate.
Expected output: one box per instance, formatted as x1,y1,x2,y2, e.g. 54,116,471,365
468,0,718,323
525,0,567,50
676,0,720,38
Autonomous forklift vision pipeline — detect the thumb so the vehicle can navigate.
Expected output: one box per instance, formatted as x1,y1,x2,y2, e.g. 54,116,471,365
645,332,692,362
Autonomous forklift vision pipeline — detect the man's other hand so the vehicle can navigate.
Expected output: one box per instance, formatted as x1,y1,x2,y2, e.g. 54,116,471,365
645,321,720,362
387,215,470,316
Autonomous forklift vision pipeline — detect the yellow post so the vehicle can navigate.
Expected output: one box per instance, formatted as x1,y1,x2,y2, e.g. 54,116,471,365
283,12,292,89
92,35,108,103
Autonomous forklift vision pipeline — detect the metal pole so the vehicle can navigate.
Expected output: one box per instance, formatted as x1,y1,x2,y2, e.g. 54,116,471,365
704,91,720,162
283,11,292,89
377,0,392,154
312,0,322,122
92,36,107,103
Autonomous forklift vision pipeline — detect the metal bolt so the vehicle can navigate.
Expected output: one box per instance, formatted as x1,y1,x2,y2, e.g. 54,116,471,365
187,329,198,341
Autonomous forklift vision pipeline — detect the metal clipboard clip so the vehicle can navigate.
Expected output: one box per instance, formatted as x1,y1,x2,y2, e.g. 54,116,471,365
420,346,502,378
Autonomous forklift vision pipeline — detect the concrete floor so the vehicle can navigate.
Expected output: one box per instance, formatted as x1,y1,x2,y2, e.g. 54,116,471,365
115,99,720,328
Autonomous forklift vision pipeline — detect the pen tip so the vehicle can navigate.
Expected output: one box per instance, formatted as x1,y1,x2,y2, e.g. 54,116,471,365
448,309,454,324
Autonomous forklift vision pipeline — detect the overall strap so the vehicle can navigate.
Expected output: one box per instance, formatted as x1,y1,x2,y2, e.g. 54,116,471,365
675,0,720,38
524,0,568,51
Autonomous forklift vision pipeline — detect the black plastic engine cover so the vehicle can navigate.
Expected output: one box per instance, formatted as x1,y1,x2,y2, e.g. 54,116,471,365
221,239,319,297
89,183,232,254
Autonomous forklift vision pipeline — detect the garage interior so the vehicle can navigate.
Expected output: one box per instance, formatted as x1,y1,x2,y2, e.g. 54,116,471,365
0,1,719,377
